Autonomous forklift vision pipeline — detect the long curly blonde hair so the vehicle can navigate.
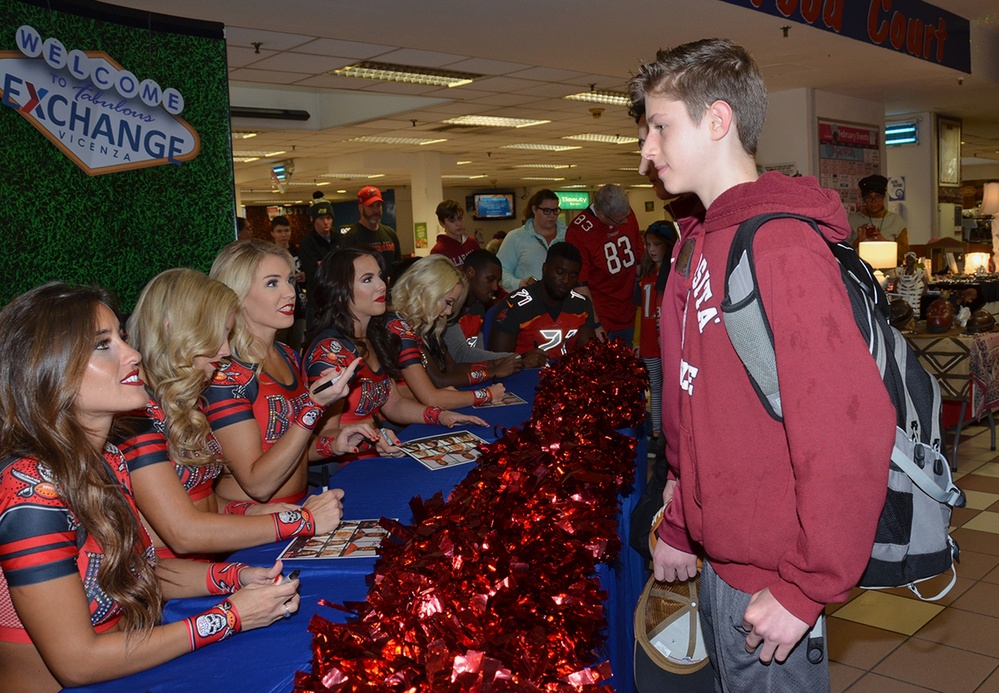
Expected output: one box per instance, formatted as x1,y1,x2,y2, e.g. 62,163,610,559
391,254,468,342
127,268,238,465
209,239,295,365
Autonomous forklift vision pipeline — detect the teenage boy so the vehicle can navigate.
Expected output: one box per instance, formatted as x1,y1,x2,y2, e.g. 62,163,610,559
431,200,480,266
443,250,546,366
488,242,595,359
630,39,894,691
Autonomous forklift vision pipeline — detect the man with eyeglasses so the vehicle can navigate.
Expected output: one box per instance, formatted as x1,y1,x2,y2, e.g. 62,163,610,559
496,189,567,293
848,174,908,264
565,183,643,343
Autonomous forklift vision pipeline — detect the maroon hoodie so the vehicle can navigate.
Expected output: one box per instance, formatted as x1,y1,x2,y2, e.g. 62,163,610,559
657,172,894,624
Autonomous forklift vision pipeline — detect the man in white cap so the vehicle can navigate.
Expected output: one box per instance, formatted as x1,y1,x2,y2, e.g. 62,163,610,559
342,186,402,273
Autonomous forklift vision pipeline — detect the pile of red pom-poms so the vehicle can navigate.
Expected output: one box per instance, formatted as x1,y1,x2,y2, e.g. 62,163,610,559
293,339,647,692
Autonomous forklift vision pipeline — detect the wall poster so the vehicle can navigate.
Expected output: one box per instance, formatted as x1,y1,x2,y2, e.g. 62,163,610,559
818,120,881,213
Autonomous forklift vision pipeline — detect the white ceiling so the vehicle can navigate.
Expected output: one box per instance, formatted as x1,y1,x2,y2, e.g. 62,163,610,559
110,0,999,205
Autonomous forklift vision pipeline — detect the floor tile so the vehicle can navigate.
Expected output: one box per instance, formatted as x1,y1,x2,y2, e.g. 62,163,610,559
950,581,999,619
830,661,864,692
872,639,998,692
952,506,982,527
972,463,999,479
951,528,999,556
844,672,942,692
962,490,999,511
914,608,999,657
953,550,999,581
832,591,943,636
973,667,999,692
962,511,999,534
954,475,999,495
827,618,906,669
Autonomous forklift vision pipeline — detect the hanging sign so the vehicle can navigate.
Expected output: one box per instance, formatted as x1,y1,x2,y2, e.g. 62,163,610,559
0,24,200,175
718,0,971,74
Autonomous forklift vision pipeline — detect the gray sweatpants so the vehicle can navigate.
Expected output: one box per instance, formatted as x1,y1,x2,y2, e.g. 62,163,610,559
700,561,830,693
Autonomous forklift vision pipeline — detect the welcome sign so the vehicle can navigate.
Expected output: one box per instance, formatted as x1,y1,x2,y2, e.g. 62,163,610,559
0,24,200,175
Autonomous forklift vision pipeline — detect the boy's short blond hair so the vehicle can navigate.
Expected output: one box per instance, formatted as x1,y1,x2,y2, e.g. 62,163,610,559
629,38,768,156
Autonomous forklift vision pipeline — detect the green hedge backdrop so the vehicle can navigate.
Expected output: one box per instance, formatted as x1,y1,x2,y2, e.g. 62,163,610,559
1,0,234,311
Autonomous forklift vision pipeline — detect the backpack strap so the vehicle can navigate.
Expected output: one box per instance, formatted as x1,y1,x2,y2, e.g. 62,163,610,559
721,213,821,420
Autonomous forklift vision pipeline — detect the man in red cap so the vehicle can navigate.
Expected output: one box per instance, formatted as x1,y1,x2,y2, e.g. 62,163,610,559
342,185,402,273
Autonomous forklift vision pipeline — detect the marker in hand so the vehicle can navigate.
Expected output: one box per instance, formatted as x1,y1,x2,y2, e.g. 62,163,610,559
274,568,301,585
313,371,344,395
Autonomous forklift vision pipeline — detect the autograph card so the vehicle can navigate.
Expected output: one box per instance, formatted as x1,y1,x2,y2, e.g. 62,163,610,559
277,519,389,560
398,431,488,470
473,391,528,408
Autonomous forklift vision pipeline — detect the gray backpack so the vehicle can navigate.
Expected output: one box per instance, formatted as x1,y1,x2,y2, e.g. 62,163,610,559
720,213,966,600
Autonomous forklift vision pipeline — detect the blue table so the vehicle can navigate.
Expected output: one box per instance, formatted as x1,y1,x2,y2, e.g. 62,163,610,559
69,369,647,692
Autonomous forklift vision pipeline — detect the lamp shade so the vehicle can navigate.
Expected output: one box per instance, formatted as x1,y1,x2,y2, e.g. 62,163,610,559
981,182,999,216
966,252,990,273
858,241,898,269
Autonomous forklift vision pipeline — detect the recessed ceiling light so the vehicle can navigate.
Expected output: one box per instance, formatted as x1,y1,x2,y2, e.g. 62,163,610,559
442,115,549,128
562,134,638,144
232,150,286,157
512,164,571,169
563,90,631,107
232,156,260,163
502,143,582,152
348,136,447,146
331,61,481,88
521,176,566,181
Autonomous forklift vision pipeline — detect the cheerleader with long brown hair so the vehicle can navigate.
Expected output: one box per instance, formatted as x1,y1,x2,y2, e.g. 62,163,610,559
0,283,298,691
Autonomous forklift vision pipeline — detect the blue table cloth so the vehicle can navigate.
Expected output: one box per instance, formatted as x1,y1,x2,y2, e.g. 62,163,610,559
68,369,647,692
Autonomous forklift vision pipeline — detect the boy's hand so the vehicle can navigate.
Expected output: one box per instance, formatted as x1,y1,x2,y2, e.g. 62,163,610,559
742,587,810,663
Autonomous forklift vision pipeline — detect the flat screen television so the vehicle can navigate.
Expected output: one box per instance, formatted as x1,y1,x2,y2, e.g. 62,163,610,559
473,192,516,221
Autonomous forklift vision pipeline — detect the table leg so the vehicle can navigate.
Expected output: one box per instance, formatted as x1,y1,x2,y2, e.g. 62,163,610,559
951,401,967,472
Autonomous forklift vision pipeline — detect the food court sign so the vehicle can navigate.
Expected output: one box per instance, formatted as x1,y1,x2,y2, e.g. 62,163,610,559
0,25,200,175
718,0,971,74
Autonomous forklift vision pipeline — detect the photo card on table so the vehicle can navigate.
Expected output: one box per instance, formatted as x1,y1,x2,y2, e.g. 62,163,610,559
474,391,528,408
277,519,390,560
398,430,488,471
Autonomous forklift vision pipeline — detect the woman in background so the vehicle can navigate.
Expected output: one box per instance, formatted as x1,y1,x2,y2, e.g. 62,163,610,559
387,254,510,410
635,224,677,444
304,248,487,457
119,268,346,560
207,240,378,508
0,283,297,691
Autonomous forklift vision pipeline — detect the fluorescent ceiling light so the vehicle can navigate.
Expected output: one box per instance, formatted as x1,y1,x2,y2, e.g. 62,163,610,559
331,61,481,88
502,143,582,152
521,176,565,181
560,184,588,189
441,174,488,179
231,132,257,139
456,160,472,165
563,90,631,107
249,200,305,205
348,136,447,146
618,167,639,172
442,115,549,128
232,150,286,157
336,189,347,193
630,183,654,188
885,121,919,147
319,173,383,179
285,181,330,186
562,134,638,144
512,164,571,169
232,156,260,163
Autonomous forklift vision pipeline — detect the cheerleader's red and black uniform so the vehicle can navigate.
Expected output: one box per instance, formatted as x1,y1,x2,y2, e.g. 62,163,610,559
490,283,595,357
116,398,224,560
303,328,392,460
203,343,309,504
0,446,156,643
